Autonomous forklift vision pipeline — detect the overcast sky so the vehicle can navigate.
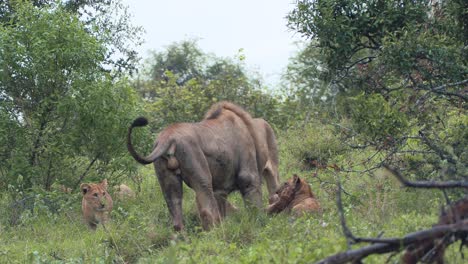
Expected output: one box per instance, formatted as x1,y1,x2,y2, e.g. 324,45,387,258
121,0,302,87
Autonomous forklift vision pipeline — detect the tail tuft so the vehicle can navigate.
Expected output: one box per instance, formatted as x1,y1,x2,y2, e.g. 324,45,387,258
131,117,148,127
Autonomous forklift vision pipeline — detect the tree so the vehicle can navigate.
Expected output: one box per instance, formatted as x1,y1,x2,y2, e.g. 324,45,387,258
134,40,285,129
288,0,467,182
280,41,336,124
288,1,467,260
0,0,143,75
0,1,141,191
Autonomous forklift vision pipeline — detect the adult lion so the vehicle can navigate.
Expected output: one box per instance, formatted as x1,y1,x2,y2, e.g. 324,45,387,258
203,105,280,197
252,118,280,195
127,101,278,231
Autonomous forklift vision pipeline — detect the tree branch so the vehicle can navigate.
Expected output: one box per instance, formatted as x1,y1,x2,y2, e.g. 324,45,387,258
416,79,468,101
336,180,356,248
383,164,468,189
73,154,100,190
316,220,468,264
418,130,458,165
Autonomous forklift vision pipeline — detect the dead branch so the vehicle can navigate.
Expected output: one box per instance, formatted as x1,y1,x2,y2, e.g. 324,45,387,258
383,164,468,189
415,79,468,101
73,154,100,190
321,166,468,264
316,220,468,264
336,180,356,249
418,130,457,165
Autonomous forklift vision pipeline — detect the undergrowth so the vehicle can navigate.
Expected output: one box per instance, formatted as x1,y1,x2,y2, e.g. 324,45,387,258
0,123,461,263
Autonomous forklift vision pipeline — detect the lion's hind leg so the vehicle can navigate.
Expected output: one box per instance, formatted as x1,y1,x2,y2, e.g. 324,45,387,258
195,190,221,230
291,198,322,216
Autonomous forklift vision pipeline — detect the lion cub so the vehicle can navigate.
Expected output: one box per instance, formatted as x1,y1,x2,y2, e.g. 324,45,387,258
267,174,321,215
80,179,113,230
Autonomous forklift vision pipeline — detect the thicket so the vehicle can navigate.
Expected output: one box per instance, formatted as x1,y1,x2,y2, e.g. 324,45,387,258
0,0,466,263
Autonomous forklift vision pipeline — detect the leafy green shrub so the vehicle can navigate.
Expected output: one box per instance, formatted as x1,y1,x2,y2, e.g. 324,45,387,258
278,121,345,173
349,93,408,143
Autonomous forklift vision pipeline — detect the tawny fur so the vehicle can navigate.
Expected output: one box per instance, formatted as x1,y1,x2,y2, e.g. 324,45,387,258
113,184,135,200
267,174,321,216
204,102,264,176
127,101,279,231
205,102,280,196
81,179,113,230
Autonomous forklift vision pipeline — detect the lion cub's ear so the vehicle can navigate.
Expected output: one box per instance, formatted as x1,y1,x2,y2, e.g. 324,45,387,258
80,183,91,195
100,179,108,190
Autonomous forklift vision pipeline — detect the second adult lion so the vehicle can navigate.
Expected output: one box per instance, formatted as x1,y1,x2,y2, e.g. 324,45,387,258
204,105,280,198
127,102,267,231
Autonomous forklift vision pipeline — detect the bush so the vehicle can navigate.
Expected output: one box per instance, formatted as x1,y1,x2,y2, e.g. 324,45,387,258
278,121,345,174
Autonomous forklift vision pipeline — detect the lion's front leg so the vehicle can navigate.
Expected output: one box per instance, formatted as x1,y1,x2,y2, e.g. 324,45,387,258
238,167,263,209
214,192,228,218
266,198,290,215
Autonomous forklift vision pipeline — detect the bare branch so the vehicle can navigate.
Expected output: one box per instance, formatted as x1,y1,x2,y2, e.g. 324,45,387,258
336,180,356,248
316,220,468,264
418,130,457,165
415,79,468,101
73,154,100,190
383,165,468,189
345,56,376,71
433,79,468,92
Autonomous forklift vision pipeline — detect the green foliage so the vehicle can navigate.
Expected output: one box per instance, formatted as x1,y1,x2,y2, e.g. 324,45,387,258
288,0,467,184
278,121,345,173
0,1,141,191
280,41,338,125
133,40,286,130
0,139,459,263
349,93,408,143
288,0,427,73
0,0,142,74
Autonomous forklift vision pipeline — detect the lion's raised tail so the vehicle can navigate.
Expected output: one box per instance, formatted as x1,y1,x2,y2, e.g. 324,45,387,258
127,117,171,165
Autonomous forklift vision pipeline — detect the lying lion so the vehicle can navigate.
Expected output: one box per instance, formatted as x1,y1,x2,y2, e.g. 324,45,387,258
267,174,321,216
113,184,135,200
80,179,113,230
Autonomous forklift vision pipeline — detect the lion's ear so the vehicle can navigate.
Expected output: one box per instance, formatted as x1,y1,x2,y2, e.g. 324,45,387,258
80,184,90,195
293,174,301,191
292,174,300,184
100,179,108,190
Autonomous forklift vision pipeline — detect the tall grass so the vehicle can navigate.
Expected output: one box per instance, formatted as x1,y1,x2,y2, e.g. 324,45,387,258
0,123,460,263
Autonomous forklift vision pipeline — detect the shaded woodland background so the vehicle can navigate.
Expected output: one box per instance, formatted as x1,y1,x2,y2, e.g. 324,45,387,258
0,0,466,263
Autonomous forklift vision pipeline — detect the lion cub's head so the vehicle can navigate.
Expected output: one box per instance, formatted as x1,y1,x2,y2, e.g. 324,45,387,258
269,175,305,202
80,179,113,230
268,174,320,215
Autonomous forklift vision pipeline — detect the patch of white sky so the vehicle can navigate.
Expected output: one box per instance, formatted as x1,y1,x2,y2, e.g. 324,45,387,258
121,0,304,88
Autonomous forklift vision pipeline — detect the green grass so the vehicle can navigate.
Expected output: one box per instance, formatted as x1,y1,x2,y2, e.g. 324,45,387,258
0,128,464,263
